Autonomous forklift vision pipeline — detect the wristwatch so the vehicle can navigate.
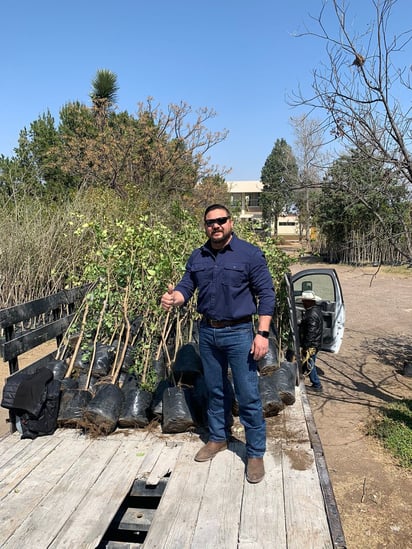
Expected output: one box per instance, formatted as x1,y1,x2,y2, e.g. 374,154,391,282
257,330,270,338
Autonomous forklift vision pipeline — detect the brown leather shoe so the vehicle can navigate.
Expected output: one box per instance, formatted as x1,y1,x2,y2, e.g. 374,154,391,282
194,441,228,462
246,457,265,483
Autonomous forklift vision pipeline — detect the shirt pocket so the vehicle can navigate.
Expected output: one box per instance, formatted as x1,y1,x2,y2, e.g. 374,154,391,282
222,264,247,287
191,263,212,286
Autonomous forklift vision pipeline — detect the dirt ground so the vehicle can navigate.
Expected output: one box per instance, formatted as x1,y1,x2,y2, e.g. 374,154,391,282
290,260,412,549
1,261,411,548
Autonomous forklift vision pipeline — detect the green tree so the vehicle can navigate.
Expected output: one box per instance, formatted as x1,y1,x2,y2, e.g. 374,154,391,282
4,70,229,212
11,111,77,199
90,68,119,125
317,148,409,262
52,97,227,205
54,101,137,195
0,155,20,201
260,138,298,235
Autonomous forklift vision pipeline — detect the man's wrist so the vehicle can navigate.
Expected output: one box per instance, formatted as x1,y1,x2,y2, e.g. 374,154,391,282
257,330,269,339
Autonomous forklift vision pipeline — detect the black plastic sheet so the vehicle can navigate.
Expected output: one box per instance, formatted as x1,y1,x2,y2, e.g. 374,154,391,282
259,374,285,416
152,357,167,382
271,361,298,405
83,383,124,435
45,358,68,380
60,378,78,390
118,387,153,428
91,343,115,377
58,389,92,427
258,337,279,375
162,386,196,434
151,379,173,419
111,340,136,372
191,375,209,427
172,343,203,385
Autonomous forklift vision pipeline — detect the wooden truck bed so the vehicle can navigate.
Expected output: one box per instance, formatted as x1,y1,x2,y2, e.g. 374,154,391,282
0,383,345,549
0,288,346,548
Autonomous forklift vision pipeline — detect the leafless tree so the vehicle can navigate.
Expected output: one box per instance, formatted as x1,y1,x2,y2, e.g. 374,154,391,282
290,115,326,247
291,0,412,261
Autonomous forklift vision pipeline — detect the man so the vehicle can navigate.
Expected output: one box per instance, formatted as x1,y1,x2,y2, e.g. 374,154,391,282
160,204,275,484
299,290,323,392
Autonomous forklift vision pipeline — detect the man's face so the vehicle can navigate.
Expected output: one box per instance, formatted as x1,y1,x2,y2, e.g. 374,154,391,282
204,208,233,247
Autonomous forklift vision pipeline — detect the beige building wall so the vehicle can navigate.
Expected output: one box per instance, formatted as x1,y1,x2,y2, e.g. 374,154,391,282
226,180,300,237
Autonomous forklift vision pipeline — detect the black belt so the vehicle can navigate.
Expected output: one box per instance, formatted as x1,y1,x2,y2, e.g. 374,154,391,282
204,315,252,328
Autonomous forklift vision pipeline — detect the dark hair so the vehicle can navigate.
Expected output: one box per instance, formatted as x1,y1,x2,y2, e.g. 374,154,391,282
203,204,231,220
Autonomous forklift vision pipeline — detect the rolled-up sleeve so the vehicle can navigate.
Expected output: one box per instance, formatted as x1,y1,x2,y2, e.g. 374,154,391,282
250,249,276,316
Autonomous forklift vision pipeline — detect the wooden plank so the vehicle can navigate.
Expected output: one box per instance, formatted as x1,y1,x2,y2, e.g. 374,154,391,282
0,432,31,467
48,435,154,548
2,438,120,548
2,315,74,361
106,542,142,549
135,440,167,480
142,439,207,548
282,438,333,548
146,441,182,486
53,427,89,439
191,440,245,548
282,386,312,447
238,443,286,548
280,387,334,548
283,446,333,549
0,286,88,328
300,383,347,549
0,436,64,499
0,436,93,546
0,391,339,549
0,432,64,468
3,352,57,379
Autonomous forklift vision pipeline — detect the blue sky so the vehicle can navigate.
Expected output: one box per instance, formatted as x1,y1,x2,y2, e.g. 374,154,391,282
0,0,409,180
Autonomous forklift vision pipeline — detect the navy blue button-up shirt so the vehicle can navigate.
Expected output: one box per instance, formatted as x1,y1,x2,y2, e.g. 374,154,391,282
175,233,276,320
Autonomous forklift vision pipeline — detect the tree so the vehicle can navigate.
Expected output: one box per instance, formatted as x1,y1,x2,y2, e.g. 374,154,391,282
184,174,230,220
260,138,298,235
55,101,138,195
5,71,229,209
0,155,26,204
46,92,228,204
317,147,409,262
90,68,119,126
291,0,412,261
12,111,77,199
290,115,326,247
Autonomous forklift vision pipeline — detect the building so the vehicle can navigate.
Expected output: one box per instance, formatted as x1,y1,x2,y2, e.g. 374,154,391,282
227,180,300,238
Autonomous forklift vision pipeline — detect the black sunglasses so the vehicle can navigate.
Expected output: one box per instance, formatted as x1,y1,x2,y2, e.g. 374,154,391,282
204,216,230,227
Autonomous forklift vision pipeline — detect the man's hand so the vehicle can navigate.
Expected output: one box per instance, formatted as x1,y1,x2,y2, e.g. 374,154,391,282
160,284,184,311
251,334,269,361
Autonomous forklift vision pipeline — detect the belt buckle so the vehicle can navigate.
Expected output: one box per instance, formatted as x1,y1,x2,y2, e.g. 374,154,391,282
207,318,223,328
209,319,221,328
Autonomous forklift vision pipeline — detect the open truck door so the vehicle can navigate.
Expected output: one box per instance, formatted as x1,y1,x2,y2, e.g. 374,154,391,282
285,268,345,376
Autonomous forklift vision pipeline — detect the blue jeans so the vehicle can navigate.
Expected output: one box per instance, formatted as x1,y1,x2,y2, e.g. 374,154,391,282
198,321,266,458
307,354,322,388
